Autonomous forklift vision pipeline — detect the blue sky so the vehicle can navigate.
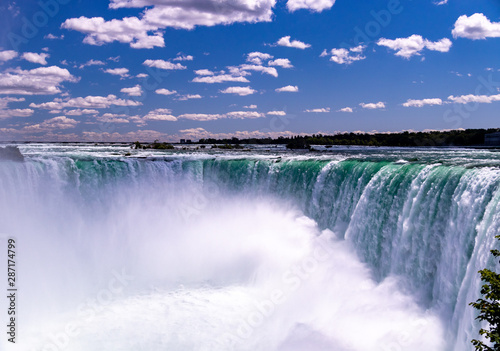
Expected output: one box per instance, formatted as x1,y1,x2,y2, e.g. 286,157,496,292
0,0,499,142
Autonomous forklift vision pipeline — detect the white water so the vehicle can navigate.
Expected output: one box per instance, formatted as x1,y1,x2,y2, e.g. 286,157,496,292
0,144,499,350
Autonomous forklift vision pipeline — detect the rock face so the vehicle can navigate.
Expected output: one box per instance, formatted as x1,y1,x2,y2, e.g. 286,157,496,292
0,146,24,162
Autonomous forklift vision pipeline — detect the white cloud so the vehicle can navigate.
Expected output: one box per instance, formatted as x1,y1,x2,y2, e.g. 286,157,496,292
247,52,273,65
30,94,142,110
23,116,79,132
244,104,258,109
0,50,18,62
0,97,34,119
96,113,133,123
155,88,177,95
360,102,385,109
21,52,50,65
275,85,298,92
226,111,265,119
424,38,453,52
323,45,366,64
143,59,186,70
104,68,130,77
402,98,443,107
338,107,353,113
173,54,193,61
0,66,77,95
179,127,300,141
434,0,448,4
304,108,330,113
65,109,99,115
178,113,223,121
62,1,276,48
377,35,452,58
194,69,215,76
143,108,177,121
136,73,148,78
276,36,311,49
268,58,293,68
121,85,143,96
267,110,286,116
79,59,106,69
220,86,257,96
286,0,336,12
176,94,202,101
45,33,64,40
0,108,34,119
452,13,500,40
192,74,249,84
235,64,278,77
62,16,165,49
447,93,500,104
177,110,264,121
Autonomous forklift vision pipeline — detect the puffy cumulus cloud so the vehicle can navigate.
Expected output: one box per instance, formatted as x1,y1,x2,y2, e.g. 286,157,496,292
286,0,336,12
402,98,443,107
65,109,99,115
178,113,223,121
0,108,34,119
220,86,257,96
192,74,249,84
304,107,330,113
321,45,366,64
247,52,273,65
79,59,106,69
62,16,165,49
143,108,177,121
377,35,452,58
23,116,79,133
276,36,311,49
275,85,298,92
452,13,500,40
360,102,385,109
45,33,64,40
176,110,264,122
96,113,132,123
338,107,353,113
447,93,500,104
226,111,265,119
178,127,301,141
268,58,293,68
21,52,49,65
0,50,18,62
120,85,143,96
155,88,177,95
104,68,130,77
143,59,186,70
0,66,77,95
194,69,214,76
267,110,286,116
233,64,278,77
173,54,193,61
30,94,142,110
244,104,257,109
62,1,276,49
176,94,202,101
0,97,33,119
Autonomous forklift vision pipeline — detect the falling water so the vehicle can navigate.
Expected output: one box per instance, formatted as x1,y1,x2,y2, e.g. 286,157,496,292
0,144,499,350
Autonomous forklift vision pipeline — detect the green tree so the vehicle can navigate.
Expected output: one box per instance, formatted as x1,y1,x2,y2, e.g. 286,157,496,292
470,235,500,350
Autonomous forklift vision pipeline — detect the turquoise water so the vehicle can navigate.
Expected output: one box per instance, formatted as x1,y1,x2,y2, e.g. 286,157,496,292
1,144,499,350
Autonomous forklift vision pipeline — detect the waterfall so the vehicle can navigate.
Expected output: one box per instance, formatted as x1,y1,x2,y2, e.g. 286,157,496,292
0,145,499,350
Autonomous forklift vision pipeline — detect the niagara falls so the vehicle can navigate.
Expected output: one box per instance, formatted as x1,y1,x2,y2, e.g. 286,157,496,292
0,143,498,350
1,0,500,349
